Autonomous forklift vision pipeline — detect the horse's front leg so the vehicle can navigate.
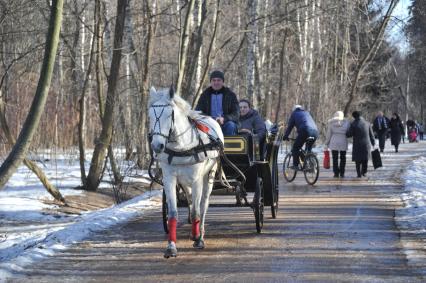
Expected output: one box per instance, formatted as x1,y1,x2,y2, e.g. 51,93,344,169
163,174,178,258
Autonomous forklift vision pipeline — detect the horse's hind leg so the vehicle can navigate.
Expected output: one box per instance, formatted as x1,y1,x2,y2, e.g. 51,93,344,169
194,161,217,249
190,177,203,243
163,174,178,258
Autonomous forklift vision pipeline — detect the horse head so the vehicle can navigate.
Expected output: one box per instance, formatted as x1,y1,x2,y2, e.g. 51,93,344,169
148,86,175,154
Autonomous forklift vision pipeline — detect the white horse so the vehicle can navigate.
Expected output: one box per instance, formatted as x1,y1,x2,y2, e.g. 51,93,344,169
148,87,224,258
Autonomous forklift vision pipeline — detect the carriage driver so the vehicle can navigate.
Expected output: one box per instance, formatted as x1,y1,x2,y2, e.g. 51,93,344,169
196,70,239,135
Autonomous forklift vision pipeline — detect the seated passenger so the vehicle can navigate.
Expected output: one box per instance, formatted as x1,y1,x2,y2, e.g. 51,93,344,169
195,70,239,135
239,99,267,159
238,99,267,142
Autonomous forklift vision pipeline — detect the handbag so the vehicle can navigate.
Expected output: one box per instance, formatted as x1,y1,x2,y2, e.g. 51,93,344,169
371,148,382,169
323,150,330,169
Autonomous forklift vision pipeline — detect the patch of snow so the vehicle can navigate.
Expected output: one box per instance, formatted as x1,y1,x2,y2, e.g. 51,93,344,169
397,156,426,233
396,155,426,268
0,190,161,279
0,154,154,279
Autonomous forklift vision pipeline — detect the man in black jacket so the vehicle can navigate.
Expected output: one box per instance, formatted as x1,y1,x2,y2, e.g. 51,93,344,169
195,70,239,135
372,111,390,152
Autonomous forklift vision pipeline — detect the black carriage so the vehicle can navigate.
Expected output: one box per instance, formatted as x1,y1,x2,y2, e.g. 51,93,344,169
160,125,284,234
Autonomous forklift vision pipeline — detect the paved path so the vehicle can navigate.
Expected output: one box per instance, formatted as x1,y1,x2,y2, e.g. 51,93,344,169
10,142,426,282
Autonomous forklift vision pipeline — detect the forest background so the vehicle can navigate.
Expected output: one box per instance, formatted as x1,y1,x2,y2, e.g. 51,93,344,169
0,0,425,194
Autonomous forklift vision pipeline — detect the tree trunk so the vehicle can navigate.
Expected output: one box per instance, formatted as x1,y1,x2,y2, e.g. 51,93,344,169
78,5,97,187
246,0,257,106
193,0,221,107
274,36,286,124
0,0,64,189
136,0,155,169
85,0,129,191
180,0,207,101
176,0,195,97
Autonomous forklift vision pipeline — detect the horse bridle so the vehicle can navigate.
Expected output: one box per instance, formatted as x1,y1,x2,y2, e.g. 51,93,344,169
149,103,175,142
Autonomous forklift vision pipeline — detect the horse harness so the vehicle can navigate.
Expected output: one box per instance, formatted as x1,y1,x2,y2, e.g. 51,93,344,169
148,102,246,191
149,103,222,165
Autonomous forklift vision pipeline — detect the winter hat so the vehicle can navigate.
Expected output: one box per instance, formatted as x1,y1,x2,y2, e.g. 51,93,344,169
352,111,361,119
333,111,344,120
292,105,303,111
210,70,225,81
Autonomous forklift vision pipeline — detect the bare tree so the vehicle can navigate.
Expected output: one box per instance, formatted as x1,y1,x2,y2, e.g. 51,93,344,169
0,0,64,189
85,0,129,191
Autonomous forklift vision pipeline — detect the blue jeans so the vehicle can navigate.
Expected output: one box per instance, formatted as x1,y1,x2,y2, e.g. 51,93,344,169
221,121,238,135
292,128,318,166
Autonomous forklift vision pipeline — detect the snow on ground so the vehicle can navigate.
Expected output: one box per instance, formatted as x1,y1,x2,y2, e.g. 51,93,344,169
394,154,426,268
0,152,158,279
396,155,426,235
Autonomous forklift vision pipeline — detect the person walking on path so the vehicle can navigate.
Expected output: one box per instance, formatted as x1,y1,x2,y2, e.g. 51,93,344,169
346,111,375,178
325,111,350,178
196,70,239,135
389,113,405,152
372,111,390,152
419,122,424,140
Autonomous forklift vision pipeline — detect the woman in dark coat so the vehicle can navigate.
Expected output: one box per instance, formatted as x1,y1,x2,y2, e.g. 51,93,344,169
346,111,375,178
389,113,404,152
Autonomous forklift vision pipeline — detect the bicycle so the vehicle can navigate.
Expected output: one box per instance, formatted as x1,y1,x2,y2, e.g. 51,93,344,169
282,137,319,185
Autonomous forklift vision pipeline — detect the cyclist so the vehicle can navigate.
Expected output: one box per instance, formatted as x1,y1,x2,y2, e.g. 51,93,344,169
283,105,319,170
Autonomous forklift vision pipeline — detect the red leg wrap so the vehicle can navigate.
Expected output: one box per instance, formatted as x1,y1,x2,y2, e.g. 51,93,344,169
168,218,177,242
192,219,200,239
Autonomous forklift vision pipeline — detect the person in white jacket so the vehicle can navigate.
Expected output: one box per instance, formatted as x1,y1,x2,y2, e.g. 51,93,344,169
325,111,350,178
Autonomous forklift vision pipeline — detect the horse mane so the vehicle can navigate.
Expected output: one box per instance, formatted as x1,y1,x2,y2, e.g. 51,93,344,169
149,88,200,119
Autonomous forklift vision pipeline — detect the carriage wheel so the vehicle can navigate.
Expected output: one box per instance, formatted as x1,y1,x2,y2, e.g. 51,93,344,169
271,161,279,219
303,154,319,185
254,177,264,233
283,153,297,182
162,190,169,234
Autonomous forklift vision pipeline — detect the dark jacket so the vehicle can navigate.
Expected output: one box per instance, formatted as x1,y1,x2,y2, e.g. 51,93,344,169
283,109,318,139
346,117,375,162
372,115,390,133
390,117,404,146
195,86,239,123
239,109,267,141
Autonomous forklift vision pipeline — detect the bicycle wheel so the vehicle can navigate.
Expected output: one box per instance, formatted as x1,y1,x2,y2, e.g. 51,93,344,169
283,153,297,182
303,154,319,185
